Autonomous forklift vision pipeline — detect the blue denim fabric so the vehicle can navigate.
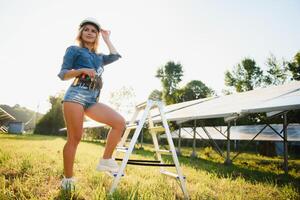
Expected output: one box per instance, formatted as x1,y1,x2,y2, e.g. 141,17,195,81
58,45,121,108
57,45,121,80
63,85,100,109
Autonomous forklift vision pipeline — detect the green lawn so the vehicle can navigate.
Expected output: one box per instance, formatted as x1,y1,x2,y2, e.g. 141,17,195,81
0,134,299,200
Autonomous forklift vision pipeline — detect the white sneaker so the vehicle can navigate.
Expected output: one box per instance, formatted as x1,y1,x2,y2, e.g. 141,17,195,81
96,158,119,173
61,177,76,191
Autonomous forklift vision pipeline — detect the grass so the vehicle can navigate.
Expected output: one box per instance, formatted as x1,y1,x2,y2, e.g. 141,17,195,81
0,133,299,200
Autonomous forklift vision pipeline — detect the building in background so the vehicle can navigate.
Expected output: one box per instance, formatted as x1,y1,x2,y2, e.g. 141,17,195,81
8,121,25,134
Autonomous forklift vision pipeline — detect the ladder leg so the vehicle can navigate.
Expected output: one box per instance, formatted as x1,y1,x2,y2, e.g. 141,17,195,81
148,111,163,162
151,132,162,161
157,102,190,200
118,108,140,147
109,101,153,194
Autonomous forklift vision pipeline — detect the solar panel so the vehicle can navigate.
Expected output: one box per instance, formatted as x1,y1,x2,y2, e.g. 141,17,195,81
161,124,300,141
151,81,300,122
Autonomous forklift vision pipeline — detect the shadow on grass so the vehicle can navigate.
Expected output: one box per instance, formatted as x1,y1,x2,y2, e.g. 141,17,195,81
0,134,64,141
131,147,300,190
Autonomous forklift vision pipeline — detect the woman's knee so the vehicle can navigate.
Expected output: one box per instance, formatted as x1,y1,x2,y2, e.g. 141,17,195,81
113,116,126,131
67,138,81,147
67,131,83,145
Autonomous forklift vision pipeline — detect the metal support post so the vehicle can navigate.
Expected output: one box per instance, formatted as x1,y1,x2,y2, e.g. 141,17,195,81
283,112,288,174
224,121,232,165
190,120,197,158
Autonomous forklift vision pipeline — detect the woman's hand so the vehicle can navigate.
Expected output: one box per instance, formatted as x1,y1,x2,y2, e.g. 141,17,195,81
101,29,118,54
101,29,111,42
79,68,96,80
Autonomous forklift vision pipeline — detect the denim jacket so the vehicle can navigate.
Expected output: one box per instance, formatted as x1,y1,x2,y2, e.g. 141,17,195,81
57,45,121,80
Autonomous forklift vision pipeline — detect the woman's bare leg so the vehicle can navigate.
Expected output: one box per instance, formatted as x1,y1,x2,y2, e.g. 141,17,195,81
85,103,126,159
63,102,85,178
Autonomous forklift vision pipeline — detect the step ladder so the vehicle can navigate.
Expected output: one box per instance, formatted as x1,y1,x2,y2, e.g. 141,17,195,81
108,100,189,199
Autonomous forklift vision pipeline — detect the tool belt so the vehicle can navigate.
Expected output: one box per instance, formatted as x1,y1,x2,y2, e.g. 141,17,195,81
72,74,103,90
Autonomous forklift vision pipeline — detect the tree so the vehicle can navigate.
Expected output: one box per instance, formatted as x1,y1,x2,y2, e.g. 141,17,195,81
221,89,233,96
34,92,65,135
108,86,136,115
177,80,214,102
224,58,266,124
156,61,184,104
224,57,282,157
148,89,162,101
225,58,263,92
263,54,288,86
287,52,300,124
287,51,300,81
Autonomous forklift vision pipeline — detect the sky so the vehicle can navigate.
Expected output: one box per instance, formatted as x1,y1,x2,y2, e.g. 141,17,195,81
0,0,299,114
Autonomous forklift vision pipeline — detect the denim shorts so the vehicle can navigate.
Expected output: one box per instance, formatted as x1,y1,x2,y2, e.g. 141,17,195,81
62,85,100,109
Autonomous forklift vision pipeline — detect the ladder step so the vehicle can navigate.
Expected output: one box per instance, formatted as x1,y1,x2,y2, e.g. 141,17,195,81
149,126,165,132
116,146,128,153
116,146,128,150
115,158,175,167
115,158,160,163
160,170,186,179
157,149,171,153
126,162,175,167
126,124,138,130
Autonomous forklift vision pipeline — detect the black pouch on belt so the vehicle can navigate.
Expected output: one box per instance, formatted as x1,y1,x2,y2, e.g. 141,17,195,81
91,74,103,90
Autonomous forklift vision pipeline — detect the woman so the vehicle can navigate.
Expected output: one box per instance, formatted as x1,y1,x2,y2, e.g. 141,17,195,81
57,18,126,190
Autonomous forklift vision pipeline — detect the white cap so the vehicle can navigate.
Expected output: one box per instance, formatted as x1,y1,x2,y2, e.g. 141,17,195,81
79,17,101,31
